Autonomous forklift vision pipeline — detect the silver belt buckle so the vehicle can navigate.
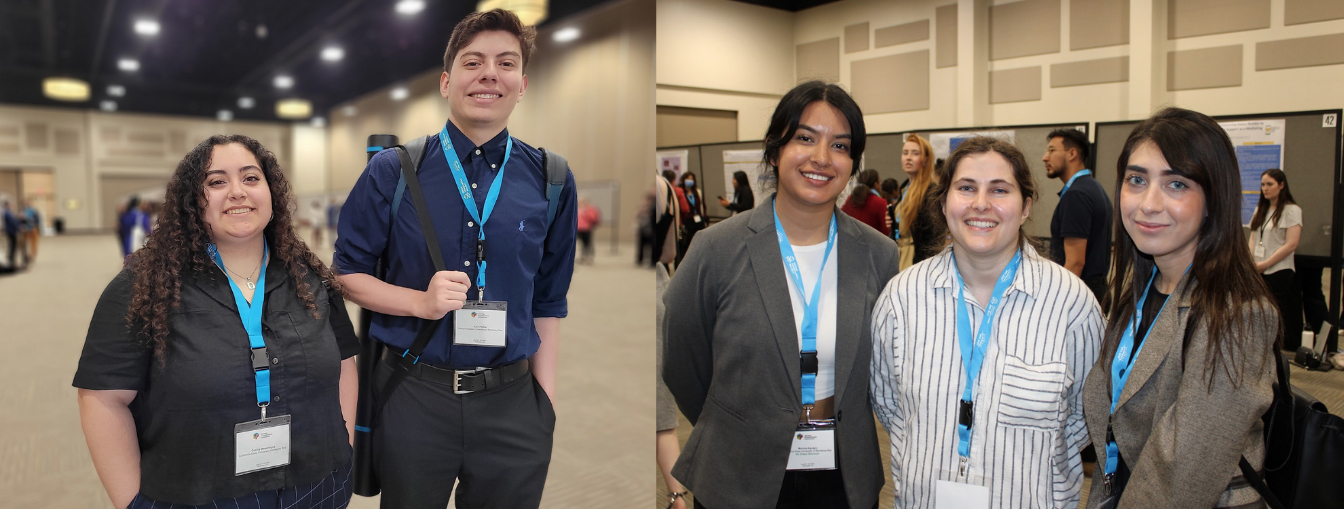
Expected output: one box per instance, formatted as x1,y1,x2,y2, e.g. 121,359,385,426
452,367,487,394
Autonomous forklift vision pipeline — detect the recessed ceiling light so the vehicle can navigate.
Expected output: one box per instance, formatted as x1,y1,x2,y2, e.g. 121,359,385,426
395,0,425,15
238,96,255,109
311,117,327,127
256,24,268,39
274,75,294,89
276,99,312,119
118,59,140,72
390,87,409,100
217,109,234,121
553,27,580,43
107,85,126,97
133,19,160,36
42,77,90,101
100,100,117,112
321,46,345,62
342,105,358,117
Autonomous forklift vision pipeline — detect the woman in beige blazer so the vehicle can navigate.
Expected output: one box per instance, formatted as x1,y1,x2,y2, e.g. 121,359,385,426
1082,107,1278,509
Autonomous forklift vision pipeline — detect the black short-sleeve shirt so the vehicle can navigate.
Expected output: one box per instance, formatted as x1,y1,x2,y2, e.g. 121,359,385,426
1050,173,1113,280
73,252,360,505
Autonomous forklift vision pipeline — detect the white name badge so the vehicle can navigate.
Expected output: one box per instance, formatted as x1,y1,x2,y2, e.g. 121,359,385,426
935,480,990,509
235,415,291,475
454,301,507,347
1254,244,1266,258
786,425,836,471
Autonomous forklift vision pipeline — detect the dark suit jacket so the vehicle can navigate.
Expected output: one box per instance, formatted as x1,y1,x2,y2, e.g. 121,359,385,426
662,201,899,509
1082,272,1276,508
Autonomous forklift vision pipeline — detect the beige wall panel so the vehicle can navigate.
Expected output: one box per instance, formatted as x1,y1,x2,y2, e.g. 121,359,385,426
937,4,958,68
852,50,931,114
1052,56,1130,87
990,0,1061,61
1257,33,1344,71
845,22,870,54
875,19,930,48
1168,0,1269,39
657,0,794,96
1071,0,1129,50
1286,0,1344,25
657,106,738,147
990,66,1043,103
1167,45,1243,90
797,38,841,82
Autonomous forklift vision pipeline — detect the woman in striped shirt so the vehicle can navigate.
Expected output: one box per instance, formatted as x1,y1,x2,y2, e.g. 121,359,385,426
871,136,1103,508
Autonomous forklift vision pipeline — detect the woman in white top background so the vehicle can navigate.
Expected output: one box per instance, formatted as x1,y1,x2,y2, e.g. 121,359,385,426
1249,168,1304,349
870,136,1102,508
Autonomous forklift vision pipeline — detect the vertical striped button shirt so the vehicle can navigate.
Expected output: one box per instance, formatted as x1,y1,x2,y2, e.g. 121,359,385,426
870,245,1103,509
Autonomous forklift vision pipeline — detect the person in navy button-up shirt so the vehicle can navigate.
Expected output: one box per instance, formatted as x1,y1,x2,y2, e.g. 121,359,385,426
333,9,576,508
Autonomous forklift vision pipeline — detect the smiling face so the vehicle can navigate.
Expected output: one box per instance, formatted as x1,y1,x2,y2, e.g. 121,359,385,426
1120,141,1205,266
1042,136,1071,179
440,30,528,134
901,140,925,178
201,143,272,246
943,151,1032,263
771,101,854,213
1260,173,1283,202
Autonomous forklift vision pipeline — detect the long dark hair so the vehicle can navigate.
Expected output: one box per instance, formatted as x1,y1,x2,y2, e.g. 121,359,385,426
927,136,1039,253
1106,107,1276,387
126,135,343,362
762,81,866,179
732,170,749,189
846,169,881,208
1249,168,1296,231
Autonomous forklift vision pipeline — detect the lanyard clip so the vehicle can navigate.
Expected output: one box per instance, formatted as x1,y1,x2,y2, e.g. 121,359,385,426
259,402,268,420
958,456,969,478
1102,473,1115,495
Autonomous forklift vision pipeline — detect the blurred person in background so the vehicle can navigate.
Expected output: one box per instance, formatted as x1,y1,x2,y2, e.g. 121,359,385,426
654,171,688,509
894,134,939,269
718,170,756,216
576,197,601,264
880,178,901,241
638,189,656,267
841,168,888,235
1249,169,1304,350
676,171,707,263
2,199,23,269
119,196,153,260
22,199,40,260
74,134,359,509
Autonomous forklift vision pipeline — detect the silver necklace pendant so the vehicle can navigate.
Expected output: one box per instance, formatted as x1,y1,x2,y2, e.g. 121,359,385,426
246,280,256,290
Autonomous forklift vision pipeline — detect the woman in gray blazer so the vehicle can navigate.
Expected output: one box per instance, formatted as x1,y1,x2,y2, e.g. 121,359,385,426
662,81,898,509
1083,107,1278,509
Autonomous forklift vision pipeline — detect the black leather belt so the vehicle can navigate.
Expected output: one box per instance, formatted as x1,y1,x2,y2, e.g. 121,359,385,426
381,349,530,395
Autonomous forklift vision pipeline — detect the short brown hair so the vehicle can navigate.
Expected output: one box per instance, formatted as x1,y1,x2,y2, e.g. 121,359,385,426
927,136,1039,252
443,9,538,73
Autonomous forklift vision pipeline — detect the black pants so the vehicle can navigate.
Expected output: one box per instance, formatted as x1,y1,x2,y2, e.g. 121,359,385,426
692,469,862,509
1264,270,1304,350
372,362,555,509
1084,276,1108,309
1295,255,1337,352
577,230,593,259
5,232,21,268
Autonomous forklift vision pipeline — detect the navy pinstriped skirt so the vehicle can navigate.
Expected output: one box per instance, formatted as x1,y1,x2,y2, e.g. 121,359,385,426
125,457,352,509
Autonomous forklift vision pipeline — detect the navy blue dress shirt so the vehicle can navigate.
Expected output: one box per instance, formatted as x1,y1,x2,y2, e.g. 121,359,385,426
335,120,577,368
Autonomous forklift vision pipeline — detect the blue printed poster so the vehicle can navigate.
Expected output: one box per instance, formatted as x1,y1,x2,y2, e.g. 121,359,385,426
1219,120,1286,225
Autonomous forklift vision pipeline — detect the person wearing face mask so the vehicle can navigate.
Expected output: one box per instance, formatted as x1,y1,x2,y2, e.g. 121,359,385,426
870,136,1102,508
1248,169,1303,350
1081,107,1277,508
74,135,359,509
663,81,898,509
676,171,708,255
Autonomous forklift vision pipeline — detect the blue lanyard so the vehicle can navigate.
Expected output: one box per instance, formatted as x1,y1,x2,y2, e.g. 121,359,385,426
208,241,270,406
772,199,837,407
951,249,1022,457
439,126,511,296
1060,169,1092,196
1105,268,1182,475
894,187,909,240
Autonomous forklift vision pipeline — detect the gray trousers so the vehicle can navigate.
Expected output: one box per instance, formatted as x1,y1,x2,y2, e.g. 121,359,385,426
372,362,555,509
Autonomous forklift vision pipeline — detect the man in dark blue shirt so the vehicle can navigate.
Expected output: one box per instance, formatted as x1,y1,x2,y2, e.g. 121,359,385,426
334,9,576,508
1043,128,1112,303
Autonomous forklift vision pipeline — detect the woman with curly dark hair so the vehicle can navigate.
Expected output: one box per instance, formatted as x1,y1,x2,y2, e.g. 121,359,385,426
73,135,360,509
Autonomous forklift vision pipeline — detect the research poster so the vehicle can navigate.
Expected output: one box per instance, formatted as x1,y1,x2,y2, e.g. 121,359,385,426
722,149,771,208
927,130,1017,160
1219,120,1286,225
657,150,689,180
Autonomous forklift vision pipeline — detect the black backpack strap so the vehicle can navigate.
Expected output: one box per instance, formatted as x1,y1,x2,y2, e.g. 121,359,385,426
372,140,448,419
540,148,569,230
1238,456,1285,509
